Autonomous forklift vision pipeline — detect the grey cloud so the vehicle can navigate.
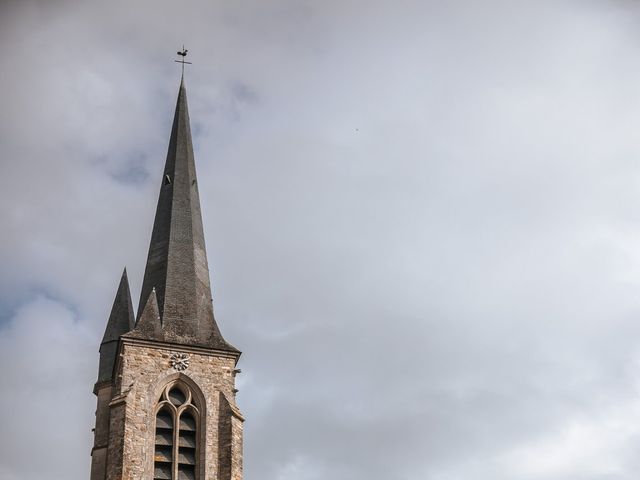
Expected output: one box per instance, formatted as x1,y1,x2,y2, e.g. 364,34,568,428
2,1,640,479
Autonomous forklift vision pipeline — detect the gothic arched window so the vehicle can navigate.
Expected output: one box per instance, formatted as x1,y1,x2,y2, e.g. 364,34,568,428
154,382,200,480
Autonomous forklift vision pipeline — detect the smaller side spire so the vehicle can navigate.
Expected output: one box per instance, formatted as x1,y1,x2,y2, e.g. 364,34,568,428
126,288,163,341
97,269,135,383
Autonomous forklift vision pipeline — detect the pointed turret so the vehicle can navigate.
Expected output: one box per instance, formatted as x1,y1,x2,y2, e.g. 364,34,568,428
127,288,163,340
136,79,237,352
97,269,135,383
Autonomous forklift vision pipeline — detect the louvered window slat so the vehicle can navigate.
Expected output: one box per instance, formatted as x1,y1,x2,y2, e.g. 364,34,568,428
153,384,200,480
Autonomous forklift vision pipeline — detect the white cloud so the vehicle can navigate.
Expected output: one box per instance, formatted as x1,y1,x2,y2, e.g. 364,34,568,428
0,296,95,479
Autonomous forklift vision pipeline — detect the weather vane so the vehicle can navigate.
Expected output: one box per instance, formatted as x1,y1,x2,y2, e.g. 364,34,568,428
175,46,192,76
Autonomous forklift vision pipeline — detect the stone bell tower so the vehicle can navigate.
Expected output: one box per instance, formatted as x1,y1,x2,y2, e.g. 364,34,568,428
90,76,243,480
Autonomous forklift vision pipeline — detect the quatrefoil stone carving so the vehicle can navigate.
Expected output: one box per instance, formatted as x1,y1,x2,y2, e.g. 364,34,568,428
169,352,190,371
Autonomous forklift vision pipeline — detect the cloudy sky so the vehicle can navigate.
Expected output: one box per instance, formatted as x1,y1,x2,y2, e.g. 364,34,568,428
3,0,640,478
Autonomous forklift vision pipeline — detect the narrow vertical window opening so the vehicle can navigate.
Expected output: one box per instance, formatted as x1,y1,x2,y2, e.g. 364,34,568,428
154,407,174,480
153,382,200,480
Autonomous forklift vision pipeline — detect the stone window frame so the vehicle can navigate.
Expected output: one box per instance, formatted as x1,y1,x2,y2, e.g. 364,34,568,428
150,375,207,480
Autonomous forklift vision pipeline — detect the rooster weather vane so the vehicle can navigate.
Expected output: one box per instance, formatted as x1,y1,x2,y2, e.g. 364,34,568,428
175,46,192,76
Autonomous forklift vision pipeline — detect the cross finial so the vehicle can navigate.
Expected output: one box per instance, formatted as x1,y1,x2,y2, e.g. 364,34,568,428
175,45,192,77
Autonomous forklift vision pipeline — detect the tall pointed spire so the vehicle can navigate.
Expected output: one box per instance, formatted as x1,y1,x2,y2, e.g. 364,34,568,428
136,79,237,352
98,269,135,383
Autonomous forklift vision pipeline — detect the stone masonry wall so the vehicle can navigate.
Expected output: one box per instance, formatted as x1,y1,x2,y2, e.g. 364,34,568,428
105,340,243,480
91,384,113,480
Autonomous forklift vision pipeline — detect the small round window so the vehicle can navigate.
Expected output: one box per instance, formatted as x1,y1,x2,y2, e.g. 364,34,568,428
168,386,187,406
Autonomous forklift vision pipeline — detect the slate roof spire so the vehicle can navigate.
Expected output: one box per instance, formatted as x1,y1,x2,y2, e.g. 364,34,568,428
98,268,135,383
134,79,237,352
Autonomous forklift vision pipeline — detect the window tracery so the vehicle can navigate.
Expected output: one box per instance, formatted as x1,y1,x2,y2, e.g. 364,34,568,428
154,382,199,480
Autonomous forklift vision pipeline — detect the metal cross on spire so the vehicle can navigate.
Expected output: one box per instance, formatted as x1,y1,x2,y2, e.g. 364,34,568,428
175,46,192,77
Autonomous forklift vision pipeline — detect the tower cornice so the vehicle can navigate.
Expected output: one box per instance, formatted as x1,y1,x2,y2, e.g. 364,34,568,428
119,336,242,362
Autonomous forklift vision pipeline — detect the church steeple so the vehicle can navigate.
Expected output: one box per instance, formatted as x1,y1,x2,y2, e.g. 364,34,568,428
133,79,237,352
91,71,244,480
